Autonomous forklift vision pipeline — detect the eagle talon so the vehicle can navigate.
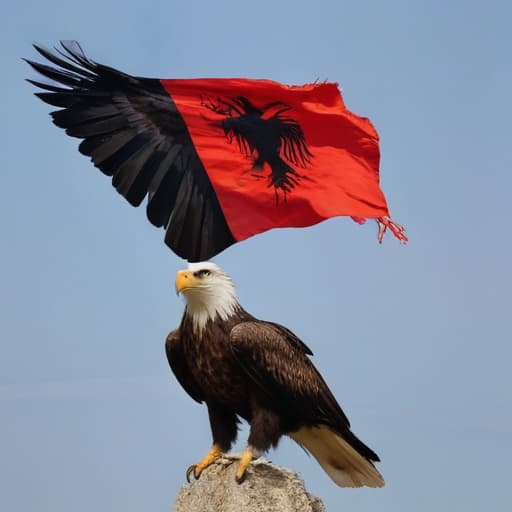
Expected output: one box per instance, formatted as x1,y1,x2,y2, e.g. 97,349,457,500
235,447,255,484
235,471,247,484
186,464,198,483
185,444,224,483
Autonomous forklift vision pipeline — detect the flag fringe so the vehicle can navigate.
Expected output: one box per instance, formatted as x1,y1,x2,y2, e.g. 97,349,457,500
350,216,408,244
377,216,408,244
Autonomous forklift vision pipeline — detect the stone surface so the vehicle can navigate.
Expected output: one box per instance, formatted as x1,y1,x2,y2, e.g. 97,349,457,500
172,456,325,512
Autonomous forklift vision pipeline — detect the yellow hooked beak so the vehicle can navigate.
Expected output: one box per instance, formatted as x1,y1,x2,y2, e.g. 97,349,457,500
175,270,198,294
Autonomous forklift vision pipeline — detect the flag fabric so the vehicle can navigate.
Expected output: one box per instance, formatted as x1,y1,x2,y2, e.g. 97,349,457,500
26,41,406,262
162,78,406,244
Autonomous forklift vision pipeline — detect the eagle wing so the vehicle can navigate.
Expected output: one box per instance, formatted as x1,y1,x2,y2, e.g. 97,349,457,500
230,321,349,430
25,41,235,262
273,114,313,168
230,321,382,470
165,330,204,404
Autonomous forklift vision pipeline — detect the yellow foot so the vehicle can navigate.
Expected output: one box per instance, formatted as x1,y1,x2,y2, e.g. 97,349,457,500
235,447,256,484
186,444,224,482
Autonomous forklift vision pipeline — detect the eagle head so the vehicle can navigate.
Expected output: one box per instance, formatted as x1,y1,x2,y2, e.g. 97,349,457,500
175,262,239,332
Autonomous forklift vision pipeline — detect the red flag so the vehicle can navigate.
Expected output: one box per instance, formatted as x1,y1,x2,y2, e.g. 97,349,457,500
161,78,406,244
27,41,406,262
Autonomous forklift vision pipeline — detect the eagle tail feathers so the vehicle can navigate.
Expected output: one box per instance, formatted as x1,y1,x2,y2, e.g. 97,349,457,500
289,425,385,488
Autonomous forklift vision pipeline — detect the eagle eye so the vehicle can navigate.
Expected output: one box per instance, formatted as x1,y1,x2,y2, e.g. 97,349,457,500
193,269,211,278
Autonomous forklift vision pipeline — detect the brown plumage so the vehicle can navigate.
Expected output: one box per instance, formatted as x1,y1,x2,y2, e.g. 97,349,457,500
167,262,384,487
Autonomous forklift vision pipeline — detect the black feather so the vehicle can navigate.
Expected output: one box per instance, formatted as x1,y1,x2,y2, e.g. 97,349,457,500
26,40,235,261
33,44,97,79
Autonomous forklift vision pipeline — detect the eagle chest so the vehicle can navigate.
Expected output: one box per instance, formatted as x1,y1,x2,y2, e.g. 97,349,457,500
184,324,247,404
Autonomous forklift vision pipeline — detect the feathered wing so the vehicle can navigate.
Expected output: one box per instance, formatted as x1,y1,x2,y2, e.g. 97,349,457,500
165,330,204,404
25,41,235,262
230,321,384,488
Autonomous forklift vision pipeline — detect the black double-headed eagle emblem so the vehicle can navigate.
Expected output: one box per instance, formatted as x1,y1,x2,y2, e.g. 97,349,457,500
201,96,313,203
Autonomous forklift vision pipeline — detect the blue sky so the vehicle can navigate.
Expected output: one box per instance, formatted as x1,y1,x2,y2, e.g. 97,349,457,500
1,1,511,511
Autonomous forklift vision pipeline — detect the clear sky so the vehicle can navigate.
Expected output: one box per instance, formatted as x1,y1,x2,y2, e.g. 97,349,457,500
1,1,511,511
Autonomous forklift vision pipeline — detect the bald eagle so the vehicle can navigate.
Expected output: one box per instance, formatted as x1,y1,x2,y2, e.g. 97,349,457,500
168,262,384,488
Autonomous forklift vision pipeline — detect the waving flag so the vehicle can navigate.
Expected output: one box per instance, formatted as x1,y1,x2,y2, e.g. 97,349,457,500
26,41,406,262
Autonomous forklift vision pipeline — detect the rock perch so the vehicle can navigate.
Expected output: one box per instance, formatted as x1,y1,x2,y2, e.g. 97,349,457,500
172,456,325,512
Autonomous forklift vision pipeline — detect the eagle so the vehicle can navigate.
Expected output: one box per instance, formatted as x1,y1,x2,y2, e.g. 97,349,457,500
200,95,313,202
168,261,384,488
